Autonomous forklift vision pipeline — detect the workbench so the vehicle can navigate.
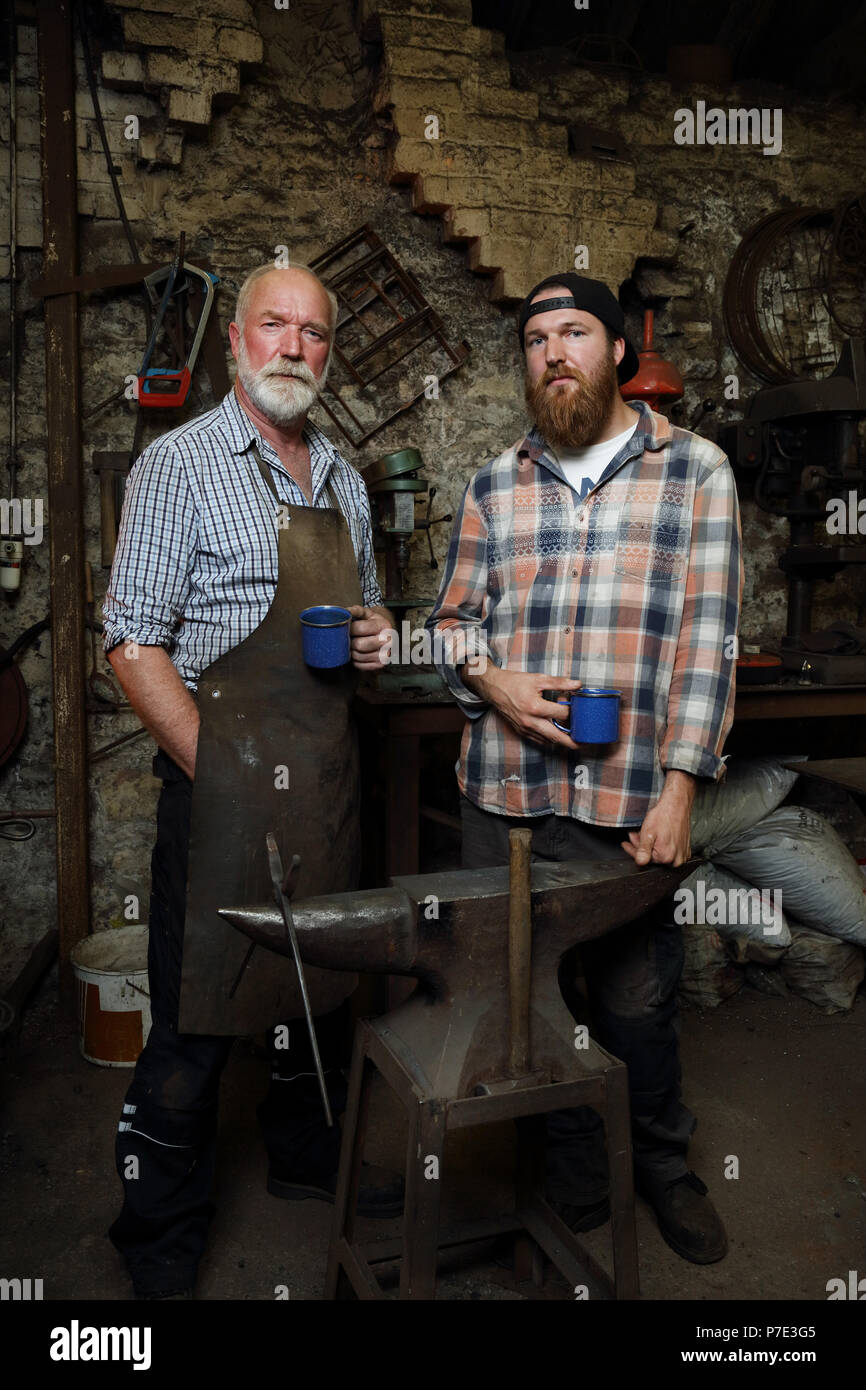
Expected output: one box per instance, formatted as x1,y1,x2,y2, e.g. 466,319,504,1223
354,677,866,882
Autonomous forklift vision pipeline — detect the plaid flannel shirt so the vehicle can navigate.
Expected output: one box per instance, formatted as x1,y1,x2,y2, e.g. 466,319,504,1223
426,400,744,827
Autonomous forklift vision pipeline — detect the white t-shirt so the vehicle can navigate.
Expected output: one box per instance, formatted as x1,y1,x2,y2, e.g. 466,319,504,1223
552,421,638,501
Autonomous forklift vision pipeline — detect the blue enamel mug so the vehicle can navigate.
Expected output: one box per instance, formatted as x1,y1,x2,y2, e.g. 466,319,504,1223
553,688,622,743
300,606,352,668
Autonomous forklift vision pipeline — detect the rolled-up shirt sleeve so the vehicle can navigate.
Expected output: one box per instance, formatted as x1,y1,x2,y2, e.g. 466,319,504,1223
425,480,497,719
102,443,197,655
659,454,744,782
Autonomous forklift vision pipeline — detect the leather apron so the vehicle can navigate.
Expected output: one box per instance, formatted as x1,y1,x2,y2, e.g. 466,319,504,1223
178,448,362,1035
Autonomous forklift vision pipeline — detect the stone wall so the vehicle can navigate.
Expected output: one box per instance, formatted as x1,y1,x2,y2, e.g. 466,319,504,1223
1,0,865,963
358,0,676,300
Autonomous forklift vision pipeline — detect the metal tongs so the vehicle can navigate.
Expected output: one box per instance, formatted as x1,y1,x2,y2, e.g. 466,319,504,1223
265,834,333,1127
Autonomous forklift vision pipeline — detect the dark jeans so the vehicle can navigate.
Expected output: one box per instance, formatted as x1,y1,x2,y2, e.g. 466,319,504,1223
108,750,349,1296
460,794,695,1203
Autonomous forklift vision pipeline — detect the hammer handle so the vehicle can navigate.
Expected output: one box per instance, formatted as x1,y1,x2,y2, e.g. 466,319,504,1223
98,473,119,570
508,828,533,1076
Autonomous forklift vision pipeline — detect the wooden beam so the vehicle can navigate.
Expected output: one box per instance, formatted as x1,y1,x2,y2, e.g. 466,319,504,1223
37,0,90,999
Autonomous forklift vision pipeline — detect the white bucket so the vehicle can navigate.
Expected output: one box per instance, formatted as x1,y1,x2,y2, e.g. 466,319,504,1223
70,924,151,1067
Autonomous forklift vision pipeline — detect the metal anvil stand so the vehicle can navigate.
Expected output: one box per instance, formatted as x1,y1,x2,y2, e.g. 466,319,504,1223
221,834,699,1300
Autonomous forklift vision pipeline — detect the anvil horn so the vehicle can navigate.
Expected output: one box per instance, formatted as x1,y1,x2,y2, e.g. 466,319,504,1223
219,886,417,973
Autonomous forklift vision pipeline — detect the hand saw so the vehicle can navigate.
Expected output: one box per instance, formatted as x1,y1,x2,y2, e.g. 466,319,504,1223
137,246,219,408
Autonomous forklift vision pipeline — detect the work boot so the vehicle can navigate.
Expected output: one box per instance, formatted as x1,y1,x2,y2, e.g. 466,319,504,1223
548,1195,610,1234
267,1160,404,1217
635,1168,728,1264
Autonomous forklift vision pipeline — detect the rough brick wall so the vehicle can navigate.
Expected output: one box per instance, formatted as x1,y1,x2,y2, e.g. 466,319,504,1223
359,0,676,302
0,1,263,269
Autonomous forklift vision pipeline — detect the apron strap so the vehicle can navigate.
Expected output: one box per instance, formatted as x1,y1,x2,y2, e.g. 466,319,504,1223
252,444,281,503
252,444,342,516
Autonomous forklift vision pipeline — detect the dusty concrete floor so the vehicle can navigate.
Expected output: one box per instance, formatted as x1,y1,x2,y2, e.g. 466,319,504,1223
1,975,864,1303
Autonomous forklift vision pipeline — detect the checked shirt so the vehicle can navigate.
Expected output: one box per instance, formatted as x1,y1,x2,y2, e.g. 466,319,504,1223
426,400,744,827
103,388,382,691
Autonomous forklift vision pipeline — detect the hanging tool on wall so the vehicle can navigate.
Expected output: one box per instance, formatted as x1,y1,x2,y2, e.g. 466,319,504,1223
136,236,219,409
32,250,224,567
84,561,122,708
91,451,131,569
308,225,470,448
31,255,227,419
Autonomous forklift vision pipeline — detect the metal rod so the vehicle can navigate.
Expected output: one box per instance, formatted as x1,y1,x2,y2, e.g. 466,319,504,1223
88,726,148,764
508,829,533,1077
266,835,333,1127
360,325,439,385
228,943,256,999
83,384,127,422
346,306,433,372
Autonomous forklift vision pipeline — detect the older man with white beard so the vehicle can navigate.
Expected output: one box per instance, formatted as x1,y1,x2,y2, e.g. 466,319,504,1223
102,265,402,1301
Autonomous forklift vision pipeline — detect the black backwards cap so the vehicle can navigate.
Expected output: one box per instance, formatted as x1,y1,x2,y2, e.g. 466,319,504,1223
517,272,640,384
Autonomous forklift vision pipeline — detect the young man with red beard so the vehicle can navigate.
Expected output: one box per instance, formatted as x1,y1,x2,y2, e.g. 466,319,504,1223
426,274,744,1265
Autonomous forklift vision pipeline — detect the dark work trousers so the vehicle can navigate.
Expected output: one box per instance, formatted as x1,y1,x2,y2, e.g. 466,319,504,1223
108,751,349,1296
460,794,695,1204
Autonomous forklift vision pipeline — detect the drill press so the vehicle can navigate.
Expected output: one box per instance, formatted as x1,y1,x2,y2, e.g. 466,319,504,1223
361,448,453,615
721,337,866,682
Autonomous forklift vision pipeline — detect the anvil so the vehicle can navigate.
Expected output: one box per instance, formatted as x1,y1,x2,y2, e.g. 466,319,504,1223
220,851,700,1100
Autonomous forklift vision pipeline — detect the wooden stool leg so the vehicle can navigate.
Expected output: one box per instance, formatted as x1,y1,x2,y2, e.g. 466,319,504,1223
605,1061,640,1300
514,1114,546,1286
324,1021,374,1299
398,1097,446,1300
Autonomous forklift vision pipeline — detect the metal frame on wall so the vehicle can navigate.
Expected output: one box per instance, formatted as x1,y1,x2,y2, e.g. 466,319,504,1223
310,225,469,449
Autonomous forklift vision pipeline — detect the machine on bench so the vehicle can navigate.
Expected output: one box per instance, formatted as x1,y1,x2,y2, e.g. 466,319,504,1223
721,338,866,684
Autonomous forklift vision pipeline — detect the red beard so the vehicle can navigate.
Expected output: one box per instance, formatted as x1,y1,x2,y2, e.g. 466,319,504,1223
525,352,619,448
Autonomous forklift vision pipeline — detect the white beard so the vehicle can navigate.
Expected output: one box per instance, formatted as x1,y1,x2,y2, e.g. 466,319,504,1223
236,340,327,427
